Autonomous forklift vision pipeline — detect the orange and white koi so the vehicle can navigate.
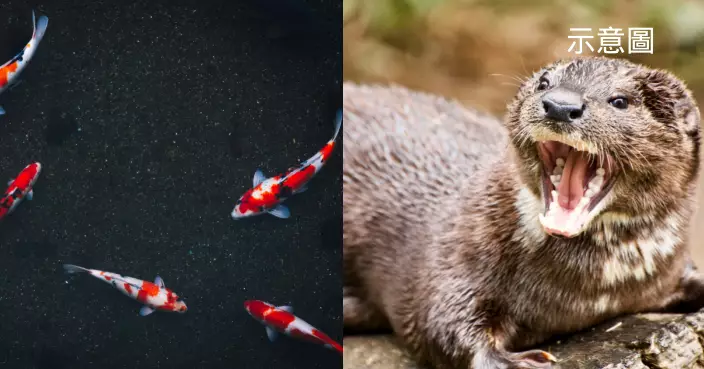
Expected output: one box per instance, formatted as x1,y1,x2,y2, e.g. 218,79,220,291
0,11,49,116
244,299,342,354
231,110,342,219
0,162,41,220
63,264,188,316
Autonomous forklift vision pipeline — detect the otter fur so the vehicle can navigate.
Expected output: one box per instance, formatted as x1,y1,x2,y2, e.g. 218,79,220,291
343,56,704,369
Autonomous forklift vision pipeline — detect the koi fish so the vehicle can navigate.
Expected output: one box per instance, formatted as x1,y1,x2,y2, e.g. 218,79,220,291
231,110,342,220
244,299,343,354
0,162,41,220
63,264,188,316
0,11,49,115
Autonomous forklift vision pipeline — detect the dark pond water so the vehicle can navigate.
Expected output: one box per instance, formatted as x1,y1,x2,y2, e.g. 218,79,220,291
0,0,342,368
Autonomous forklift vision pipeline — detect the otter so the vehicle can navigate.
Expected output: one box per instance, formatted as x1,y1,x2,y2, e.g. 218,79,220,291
343,56,704,369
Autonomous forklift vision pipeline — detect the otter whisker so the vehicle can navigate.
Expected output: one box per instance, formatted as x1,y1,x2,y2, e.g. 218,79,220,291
489,73,529,85
519,55,531,81
500,82,522,88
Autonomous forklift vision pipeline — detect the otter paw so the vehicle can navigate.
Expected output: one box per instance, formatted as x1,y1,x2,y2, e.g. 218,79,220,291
506,349,557,368
660,262,704,313
474,347,557,369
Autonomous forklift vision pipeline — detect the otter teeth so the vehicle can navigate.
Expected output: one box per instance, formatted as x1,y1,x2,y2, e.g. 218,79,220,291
548,158,607,200
553,158,564,175
584,168,606,198
549,158,565,186
549,190,559,210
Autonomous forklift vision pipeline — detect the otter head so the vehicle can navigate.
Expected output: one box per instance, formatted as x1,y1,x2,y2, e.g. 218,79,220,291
506,57,701,238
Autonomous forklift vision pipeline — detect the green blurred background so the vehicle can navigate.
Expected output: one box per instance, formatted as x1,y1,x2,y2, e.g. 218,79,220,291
343,0,704,265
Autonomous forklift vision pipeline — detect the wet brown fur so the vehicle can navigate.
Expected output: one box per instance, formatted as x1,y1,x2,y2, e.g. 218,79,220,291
343,57,704,369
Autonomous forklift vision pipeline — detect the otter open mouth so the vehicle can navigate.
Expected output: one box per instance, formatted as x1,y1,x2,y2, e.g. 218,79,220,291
536,141,616,237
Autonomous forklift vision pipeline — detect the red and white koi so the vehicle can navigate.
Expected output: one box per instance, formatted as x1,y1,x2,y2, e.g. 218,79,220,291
244,299,342,354
0,11,49,116
0,162,41,220
63,264,188,316
231,110,342,220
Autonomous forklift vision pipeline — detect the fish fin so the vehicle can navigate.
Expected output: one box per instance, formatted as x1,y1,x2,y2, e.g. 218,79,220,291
277,305,293,314
7,79,22,91
32,11,49,41
268,204,290,219
154,275,165,288
265,326,278,342
0,107,5,116
139,306,155,316
331,109,342,141
326,342,344,354
63,264,88,274
293,184,308,195
253,169,266,187
26,190,33,201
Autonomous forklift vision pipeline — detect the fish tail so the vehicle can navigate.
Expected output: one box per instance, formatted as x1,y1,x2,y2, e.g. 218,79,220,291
329,341,343,354
32,11,49,42
330,109,342,142
63,264,89,274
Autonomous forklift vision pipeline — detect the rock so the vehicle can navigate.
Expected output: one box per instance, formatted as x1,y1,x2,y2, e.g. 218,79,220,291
344,335,423,369
343,311,704,369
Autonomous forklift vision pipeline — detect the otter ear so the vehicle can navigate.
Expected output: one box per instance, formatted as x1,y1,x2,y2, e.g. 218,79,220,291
680,98,701,140
637,69,696,130
640,69,702,181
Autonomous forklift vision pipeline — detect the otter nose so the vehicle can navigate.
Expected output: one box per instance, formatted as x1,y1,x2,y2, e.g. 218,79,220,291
542,88,585,123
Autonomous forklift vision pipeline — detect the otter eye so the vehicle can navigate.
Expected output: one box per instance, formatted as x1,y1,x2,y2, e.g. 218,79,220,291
537,77,550,91
609,96,628,109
